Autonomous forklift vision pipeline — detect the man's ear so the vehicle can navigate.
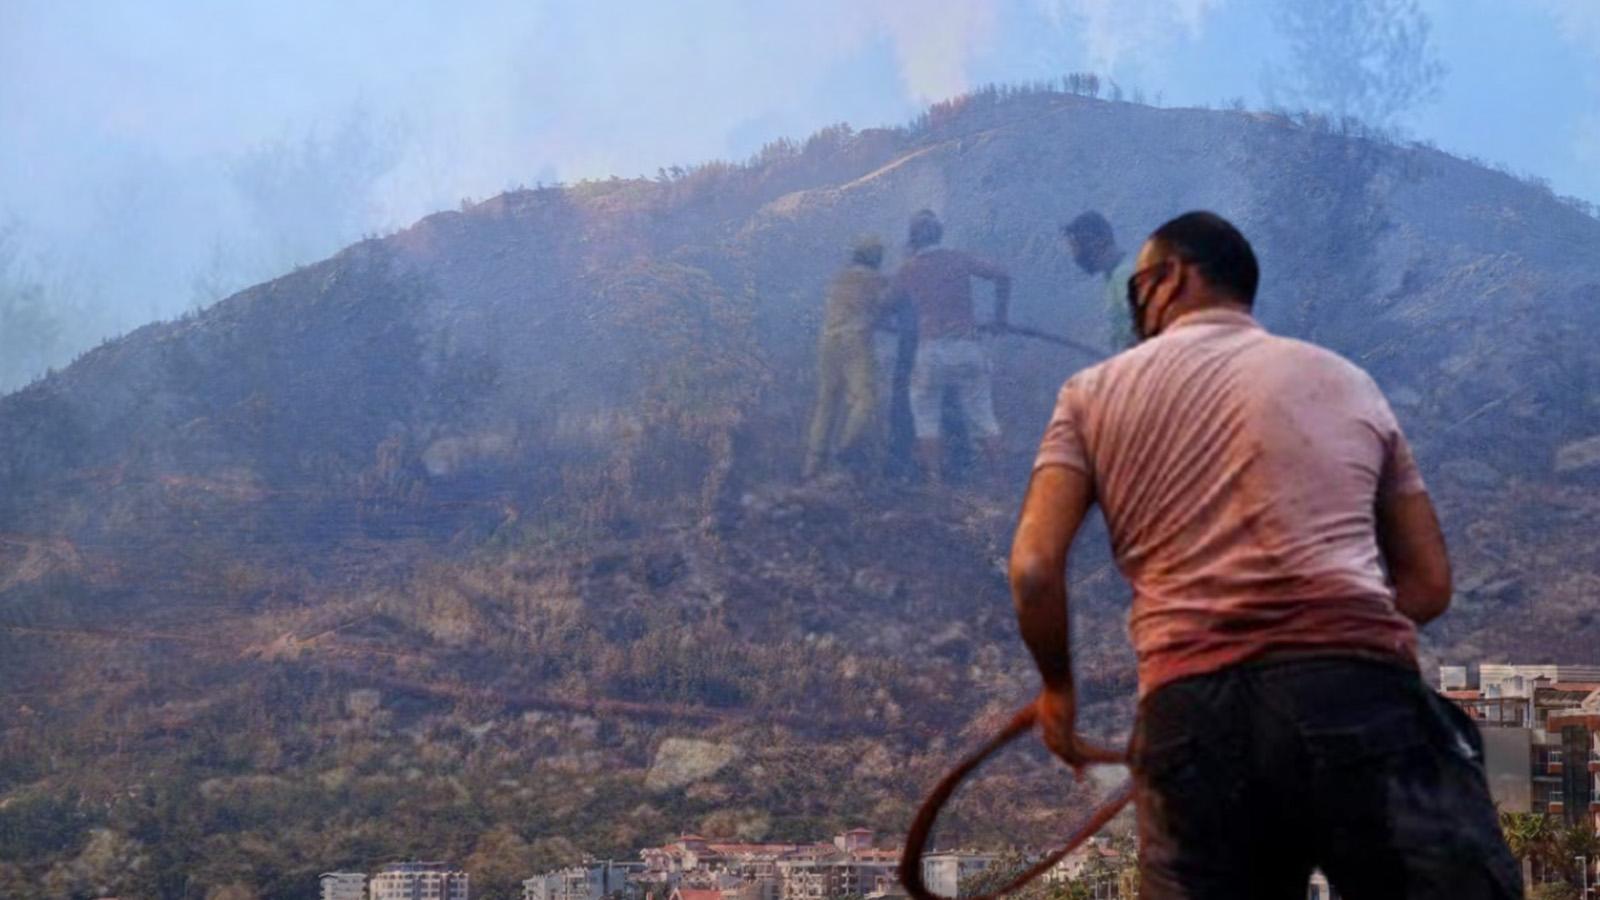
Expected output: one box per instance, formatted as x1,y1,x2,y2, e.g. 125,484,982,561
1150,262,1185,336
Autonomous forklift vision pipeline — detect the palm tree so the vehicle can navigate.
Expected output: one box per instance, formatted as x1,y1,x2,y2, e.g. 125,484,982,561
1502,811,1558,884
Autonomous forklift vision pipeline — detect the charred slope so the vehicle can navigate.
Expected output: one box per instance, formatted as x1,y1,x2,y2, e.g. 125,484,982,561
1,90,1598,896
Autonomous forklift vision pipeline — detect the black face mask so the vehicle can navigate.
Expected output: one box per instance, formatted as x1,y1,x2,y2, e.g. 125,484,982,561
1125,292,1151,346
1124,257,1190,345
1125,263,1163,345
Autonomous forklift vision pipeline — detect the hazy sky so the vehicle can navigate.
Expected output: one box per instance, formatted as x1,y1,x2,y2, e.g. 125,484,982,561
1,0,1597,378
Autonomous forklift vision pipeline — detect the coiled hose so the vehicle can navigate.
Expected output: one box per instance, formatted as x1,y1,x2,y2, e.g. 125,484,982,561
899,704,1134,900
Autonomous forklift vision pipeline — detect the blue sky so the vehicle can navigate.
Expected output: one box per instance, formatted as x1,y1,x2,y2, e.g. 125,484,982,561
1,0,1596,372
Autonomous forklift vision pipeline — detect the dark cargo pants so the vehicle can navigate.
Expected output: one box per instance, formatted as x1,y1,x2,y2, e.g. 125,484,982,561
1132,656,1521,900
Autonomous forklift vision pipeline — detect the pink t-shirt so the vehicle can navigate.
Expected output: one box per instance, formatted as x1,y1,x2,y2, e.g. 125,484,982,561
1033,308,1426,698
888,248,1010,340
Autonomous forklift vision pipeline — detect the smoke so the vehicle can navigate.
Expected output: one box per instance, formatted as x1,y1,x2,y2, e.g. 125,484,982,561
1531,1,1600,183
2,1,1597,396
1036,0,1225,74
1263,0,1444,128
867,2,1000,102
1579,113,1600,172
1535,0,1600,45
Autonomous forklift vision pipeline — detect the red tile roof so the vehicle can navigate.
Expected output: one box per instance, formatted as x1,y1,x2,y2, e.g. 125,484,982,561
705,842,808,856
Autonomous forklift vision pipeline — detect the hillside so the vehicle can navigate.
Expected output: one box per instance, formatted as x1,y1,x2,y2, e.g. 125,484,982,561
2,88,1599,898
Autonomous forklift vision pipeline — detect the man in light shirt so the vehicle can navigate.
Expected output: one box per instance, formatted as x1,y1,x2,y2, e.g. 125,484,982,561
1062,210,1136,351
1010,211,1518,898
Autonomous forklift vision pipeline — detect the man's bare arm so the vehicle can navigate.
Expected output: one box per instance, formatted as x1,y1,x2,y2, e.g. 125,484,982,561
1010,464,1092,688
1376,490,1452,625
991,273,1012,327
968,256,1013,326
1010,464,1125,771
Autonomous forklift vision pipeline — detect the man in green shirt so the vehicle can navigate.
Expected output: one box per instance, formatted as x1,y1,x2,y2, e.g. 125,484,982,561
1062,211,1135,351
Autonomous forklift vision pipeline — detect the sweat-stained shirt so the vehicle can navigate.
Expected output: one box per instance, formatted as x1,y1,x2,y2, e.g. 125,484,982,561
887,248,1011,340
1032,308,1426,699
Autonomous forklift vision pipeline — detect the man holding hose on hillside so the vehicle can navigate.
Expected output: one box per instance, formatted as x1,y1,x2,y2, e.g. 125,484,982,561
1008,212,1519,898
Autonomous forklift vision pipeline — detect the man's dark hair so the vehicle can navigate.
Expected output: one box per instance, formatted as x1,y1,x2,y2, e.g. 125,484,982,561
1061,210,1113,246
851,236,885,269
1149,211,1259,305
908,209,943,250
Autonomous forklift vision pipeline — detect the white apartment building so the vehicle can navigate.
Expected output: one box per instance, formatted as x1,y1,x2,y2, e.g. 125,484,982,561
831,829,875,854
1044,838,1123,898
1444,663,1600,819
919,852,998,898
1478,665,1600,709
320,872,368,900
370,861,469,900
523,861,633,900
776,854,897,900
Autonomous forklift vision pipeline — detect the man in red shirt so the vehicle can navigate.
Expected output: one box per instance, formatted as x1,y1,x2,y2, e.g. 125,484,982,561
886,210,1012,484
1009,212,1518,898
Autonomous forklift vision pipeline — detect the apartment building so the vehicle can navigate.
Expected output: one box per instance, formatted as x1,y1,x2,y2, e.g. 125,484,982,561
1044,838,1123,899
1443,663,1600,821
766,840,898,900
524,861,635,900
370,861,469,900
640,831,891,900
1545,699,1600,832
918,852,998,898
753,831,894,900
705,839,824,900
832,829,875,854
320,872,368,900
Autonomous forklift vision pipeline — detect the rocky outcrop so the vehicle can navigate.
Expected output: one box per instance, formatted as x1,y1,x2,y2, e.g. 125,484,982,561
646,738,742,791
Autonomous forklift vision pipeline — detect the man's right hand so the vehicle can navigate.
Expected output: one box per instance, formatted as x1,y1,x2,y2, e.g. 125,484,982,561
1034,685,1126,779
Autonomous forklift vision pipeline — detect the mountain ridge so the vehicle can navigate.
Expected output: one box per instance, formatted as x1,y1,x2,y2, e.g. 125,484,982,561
1,88,1598,898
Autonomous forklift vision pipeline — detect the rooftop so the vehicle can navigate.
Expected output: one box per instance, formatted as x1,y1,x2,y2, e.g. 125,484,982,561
377,861,461,874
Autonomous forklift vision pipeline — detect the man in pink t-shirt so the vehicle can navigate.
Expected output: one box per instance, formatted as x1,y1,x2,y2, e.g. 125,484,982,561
1009,212,1517,898
885,209,1012,484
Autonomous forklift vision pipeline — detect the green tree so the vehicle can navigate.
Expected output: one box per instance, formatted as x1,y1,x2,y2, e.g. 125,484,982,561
464,824,545,899
1502,811,1558,885
1555,821,1600,890
955,851,1035,899
1529,882,1578,900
